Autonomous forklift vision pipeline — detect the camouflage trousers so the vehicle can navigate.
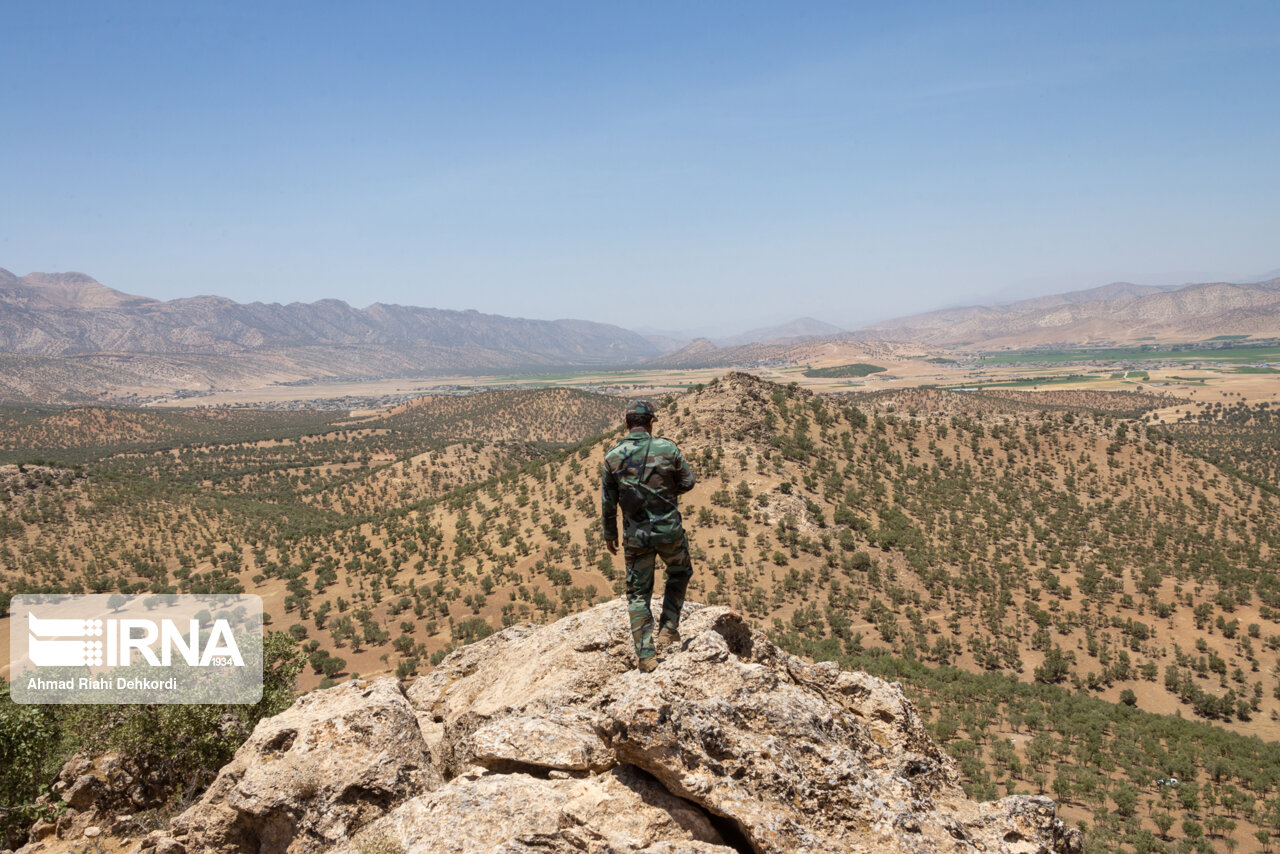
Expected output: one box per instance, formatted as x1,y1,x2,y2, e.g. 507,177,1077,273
624,534,693,661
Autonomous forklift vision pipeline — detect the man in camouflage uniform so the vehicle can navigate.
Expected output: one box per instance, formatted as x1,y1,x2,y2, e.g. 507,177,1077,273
601,399,696,672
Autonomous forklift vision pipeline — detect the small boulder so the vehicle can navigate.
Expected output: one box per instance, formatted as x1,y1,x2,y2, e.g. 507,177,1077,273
62,774,104,811
26,821,55,842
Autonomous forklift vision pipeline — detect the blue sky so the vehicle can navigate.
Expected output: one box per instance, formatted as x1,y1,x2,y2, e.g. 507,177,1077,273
2,2,1277,333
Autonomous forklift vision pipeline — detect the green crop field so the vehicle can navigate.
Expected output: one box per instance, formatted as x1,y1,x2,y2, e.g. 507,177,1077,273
947,374,1104,390
980,345,1280,365
803,363,887,378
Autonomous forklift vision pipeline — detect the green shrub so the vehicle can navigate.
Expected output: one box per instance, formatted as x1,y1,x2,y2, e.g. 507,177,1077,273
0,687,63,841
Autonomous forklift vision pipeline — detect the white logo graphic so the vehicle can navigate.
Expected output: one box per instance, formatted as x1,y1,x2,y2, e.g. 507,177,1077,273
27,614,106,666
10,594,263,705
27,613,243,668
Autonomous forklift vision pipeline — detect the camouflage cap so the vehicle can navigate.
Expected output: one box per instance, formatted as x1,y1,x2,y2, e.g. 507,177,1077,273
625,399,656,419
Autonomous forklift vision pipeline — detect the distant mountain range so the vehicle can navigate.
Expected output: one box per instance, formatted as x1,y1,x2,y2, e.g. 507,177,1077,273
638,316,846,353
0,268,667,403
853,278,1280,348
0,268,657,365
642,277,1280,368
4,266,1278,403
713,317,845,348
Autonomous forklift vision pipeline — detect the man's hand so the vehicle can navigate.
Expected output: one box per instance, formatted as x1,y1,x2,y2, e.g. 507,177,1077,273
605,539,618,555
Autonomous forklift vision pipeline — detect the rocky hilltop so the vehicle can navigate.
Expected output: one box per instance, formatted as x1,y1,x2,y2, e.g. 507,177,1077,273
21,600,1080,854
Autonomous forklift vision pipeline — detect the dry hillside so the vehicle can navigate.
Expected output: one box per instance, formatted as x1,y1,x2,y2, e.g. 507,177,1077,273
4,375,1280,851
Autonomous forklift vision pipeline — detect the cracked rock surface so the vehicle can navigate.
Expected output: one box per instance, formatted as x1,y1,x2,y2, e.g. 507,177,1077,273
134,600,1081,854
138,678,438,854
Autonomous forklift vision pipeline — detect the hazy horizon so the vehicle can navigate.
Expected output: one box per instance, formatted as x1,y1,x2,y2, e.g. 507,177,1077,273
3,2,1277,331
8,262,1278,342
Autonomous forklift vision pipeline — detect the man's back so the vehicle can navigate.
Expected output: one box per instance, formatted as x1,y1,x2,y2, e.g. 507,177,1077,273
601,429,695,548
601,399,697,672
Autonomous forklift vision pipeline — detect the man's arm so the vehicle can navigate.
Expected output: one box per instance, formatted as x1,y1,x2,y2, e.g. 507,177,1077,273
672,448,696,495
601,460,619,553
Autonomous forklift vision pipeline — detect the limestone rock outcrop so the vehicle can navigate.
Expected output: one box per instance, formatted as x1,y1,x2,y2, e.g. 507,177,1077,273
131,600,1080,854
331,765,731,854
142,678,437,854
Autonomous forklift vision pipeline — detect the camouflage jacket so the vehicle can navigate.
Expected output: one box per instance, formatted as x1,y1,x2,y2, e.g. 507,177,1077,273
601,428,696,547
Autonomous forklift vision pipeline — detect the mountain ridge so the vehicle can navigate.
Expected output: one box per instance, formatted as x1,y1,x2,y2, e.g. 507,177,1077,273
0,268,661,401
854,278,1280,348
635,317,848,355
0,268,658,362
712,316,846,348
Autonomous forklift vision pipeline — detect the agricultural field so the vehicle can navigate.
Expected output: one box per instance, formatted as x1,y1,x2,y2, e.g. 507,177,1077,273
979,343,1280,366
802,363,888,378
